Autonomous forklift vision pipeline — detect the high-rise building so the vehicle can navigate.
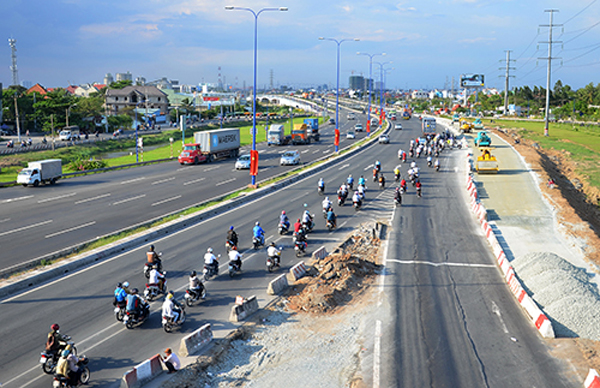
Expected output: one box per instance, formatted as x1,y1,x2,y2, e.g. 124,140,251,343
349,75,364,91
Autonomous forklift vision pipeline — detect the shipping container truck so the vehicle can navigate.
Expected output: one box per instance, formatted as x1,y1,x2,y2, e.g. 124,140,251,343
421,117,436,136
17,159,62,187
291,123,311,145
178,128,240,164
267,124,290,146
303,118,320,141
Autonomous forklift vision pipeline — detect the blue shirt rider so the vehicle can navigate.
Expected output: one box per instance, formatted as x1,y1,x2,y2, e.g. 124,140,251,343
326,209,337,226
358,176,366,186
280,211,290,229
253,222,265,244
114,285,127,303
347,175,354,185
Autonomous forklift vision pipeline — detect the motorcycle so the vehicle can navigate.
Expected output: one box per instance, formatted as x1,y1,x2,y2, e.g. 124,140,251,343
337,195,345,206
162,304,186,333
317,185,325,195
394,194,402,207
301,217,314,233
372,170,378,182
394,172,400,182
402,153,407,162
347,181,354,190
353,199,362,211
185,283,206,306
379,179,385,190
417,187,422,198
113,300,126,322
124,299,150,329
6,140,14,148
203,258,220,281
294,239,307,257
326,219,336,231
322,204,332,219
144,275,167,301
228,260,242,277
40,336,76,375
278,221,289,235
52,356,90,387
253,234,264,250
427,159,432,167
143,253,162,279
435,164,440,172
267,250,282,272
225,240,237,252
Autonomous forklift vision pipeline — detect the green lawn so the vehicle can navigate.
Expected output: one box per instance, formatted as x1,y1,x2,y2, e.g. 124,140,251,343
0,116,325,182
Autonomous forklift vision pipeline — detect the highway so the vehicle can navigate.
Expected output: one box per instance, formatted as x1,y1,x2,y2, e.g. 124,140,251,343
0,107,364,273
0,116,578,388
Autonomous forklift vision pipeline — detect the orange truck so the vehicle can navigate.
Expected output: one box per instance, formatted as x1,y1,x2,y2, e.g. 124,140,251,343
291,123,311,145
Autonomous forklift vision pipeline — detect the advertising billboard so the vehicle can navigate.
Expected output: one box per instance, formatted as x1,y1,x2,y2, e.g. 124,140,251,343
460,74,485,87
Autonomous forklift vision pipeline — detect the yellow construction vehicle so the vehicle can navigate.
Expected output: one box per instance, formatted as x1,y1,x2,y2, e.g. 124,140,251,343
460,119,473,133
475,147,499,174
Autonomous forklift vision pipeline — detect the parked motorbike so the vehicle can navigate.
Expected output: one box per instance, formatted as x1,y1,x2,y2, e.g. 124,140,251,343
185,284,206,306
40,336,76,375
144,275,167,301
52,356,90,387
162,303,186,333
123,300,150,329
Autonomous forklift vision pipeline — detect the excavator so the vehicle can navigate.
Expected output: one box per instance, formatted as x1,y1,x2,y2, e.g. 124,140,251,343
475,147,499,174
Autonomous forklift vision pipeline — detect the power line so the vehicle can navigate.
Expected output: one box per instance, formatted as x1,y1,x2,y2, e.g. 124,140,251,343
515,33,540,61
499,50,516,115
563,43,600,63
563,20,600,43
562,41,600,51
563,0,598,24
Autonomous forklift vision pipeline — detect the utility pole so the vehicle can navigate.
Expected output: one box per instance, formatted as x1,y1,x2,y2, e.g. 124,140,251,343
499,50,515,116
539,9,562,136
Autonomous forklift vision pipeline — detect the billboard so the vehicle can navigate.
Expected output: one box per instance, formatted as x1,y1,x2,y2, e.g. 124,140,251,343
460,74,485,87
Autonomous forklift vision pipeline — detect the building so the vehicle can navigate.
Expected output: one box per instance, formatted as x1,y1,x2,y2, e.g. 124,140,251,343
115,72,133,82
411,90,429,99
26,83,48,95
104,73,114,85
105,85,168,115
349,75,365,91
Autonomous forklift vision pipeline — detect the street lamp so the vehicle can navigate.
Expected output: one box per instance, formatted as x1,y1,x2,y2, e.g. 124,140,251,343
374,61,392,124
66,103,77,127
357,52,385,135
225,5,288,186
319,37,360,152
135,102,142,163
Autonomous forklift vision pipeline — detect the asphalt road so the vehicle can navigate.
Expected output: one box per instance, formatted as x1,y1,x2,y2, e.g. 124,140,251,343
0,106,368,272
0,116,578,388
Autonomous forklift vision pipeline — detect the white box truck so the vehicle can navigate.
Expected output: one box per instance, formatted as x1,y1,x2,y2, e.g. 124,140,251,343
59,126,80,141
17,159,62,187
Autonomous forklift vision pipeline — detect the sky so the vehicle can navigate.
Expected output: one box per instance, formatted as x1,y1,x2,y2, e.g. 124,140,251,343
1,0,600,92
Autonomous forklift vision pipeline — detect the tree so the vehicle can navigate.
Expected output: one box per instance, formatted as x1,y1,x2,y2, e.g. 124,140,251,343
109,80,133,89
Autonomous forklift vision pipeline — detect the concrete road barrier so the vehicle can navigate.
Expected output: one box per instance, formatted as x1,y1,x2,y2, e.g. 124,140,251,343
179,323,213,357
229,295,259,322
267,274,289,295
585,369,600,388
312,246,327,261
120,354,162,388
289,261,307,281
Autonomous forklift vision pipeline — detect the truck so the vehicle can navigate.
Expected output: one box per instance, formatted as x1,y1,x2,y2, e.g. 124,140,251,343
291,123,311,145
402,109,411,120
303,118,320,141
17,159,62,187
421,117,436,136
473,118,484,130
267,124,290,146
178,128,240,164
59,125,80,141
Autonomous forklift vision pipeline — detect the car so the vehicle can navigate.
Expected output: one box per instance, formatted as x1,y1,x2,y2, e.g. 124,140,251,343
394,123,402,130
354,123,363,132
347,113,356,120
235,154,251,170
378,134,390,144
280,150,301,166
346,131,356,139
329,118,335,125
390,114,397,121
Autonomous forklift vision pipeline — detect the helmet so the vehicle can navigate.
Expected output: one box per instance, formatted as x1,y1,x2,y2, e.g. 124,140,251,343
65,344,72,351
325,197,329,201
270,242,276,247
191,270,196,277
131,288,139,294
255,222,260,226
150,245,155,251
282,211,286,215
51,323,60,331
62,349,70,358
297,218,301,222
117,282,122,288
123,281,129,288
166,292,174,300
207,247,213,253
230,226,234,230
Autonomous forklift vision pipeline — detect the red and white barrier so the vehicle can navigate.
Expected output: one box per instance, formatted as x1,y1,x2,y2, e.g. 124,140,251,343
290,261,307,281
121,354,163,387
312,246,327,261
585,369,600,388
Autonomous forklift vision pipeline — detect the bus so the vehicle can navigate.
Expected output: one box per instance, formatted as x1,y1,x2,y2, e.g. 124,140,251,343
421,117,436,136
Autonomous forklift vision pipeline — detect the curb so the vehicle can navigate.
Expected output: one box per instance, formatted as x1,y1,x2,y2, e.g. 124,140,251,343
0,121,391,297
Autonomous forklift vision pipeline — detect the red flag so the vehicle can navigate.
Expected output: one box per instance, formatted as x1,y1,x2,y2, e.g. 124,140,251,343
250,150,259,176
366,120,371,134
334,129,340,146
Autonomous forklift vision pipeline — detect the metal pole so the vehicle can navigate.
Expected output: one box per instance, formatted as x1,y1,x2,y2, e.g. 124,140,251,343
251,11,258,185
135,104,139,163
544,10,556,137
335,41,340,152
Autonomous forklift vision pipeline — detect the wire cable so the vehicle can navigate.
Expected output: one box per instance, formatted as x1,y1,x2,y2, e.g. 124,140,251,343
563,0,598,24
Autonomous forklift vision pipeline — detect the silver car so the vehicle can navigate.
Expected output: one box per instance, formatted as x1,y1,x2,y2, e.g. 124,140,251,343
280,150,301,166
235,154,251,170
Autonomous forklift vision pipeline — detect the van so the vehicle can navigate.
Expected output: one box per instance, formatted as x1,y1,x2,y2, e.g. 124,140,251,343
59,125,80,141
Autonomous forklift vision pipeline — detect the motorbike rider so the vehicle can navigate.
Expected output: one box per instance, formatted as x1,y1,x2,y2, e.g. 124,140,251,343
294,218,303,234
149,267,166,291
46,323,68,356
374,161,381,172
340,183,348,197
400,178,407,192
394,187,402,204
410,161,417,169
394,166,401,180
126,288,144,320
121,281,131,294
322,196,332,212
227,226,238,248
427,155,432,166
188,271,204,298
253,222,265,245
317,178,325,192
146,245,161,267
113,282,128,308
358,183,366,199
416,180,422,196
434,159,440,170
326,208,337,228
352,191,362,207
61,345,82,386
267,242,281,266
347,174,354,188
280,211,290,230
358,175,366,187
228,245,242,271
379,174,386,188
301,210,313,230
204,248,219,273
162,291,180,324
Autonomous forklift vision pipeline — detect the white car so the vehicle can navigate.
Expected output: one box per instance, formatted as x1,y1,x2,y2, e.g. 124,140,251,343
378,134,390,144
354,123,363,132
394,123,402,130
280,150,301,166
346,131,356,139
235,154,251,170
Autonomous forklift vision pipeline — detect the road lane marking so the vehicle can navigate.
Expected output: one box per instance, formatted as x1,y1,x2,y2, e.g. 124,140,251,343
387,259,496,268
338,163,350,170
151,195,182,207
37,192,77,203
176,166,195,172
492,301,510,334
312,149,320,154
1,195,34,203
111,194,146,206
364,164,373,171
0,220,53,237
74,193,111,204
45,221,96,238
301,149,310,154
204,166,219,172
323,149,331,154
373,319,382,388
152,177,176,185
183,177,205,186
120,177,146,185
216,178,236,186
0,218,10,223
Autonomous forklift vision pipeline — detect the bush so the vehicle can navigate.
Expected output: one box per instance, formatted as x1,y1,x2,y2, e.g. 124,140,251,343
68,158,108,171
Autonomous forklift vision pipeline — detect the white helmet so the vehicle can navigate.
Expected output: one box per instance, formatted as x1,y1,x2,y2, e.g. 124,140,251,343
207,247,213,253
123,281,129,288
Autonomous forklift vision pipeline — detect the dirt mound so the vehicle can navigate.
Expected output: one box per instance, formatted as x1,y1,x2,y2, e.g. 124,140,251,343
286,228,383,314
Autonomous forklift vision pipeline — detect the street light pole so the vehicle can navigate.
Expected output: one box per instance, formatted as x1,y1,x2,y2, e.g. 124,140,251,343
319,37,360,152
358,52,385,135
374,61,392,125
225,5,288,186
135,102,141,163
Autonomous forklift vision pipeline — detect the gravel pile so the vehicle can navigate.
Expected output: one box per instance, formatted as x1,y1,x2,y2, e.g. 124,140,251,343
512,252,600,339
